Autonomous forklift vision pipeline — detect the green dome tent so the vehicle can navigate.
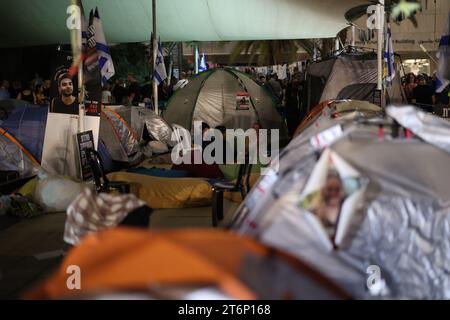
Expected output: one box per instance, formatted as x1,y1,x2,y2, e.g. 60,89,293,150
163,68,288,141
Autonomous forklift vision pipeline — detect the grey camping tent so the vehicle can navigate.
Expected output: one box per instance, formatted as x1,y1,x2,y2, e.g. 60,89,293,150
231,104,450,299
163,68,288,142
304,52,406,112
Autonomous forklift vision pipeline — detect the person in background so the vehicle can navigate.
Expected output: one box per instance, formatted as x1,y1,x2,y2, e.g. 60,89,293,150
33,84,47,105
140,76,152,104
403,73,417,104
42,80,52,100
0,80,10,100
31,73,43,89
432,72,450,106
266,73,283,102
412,75,436,112
112,79,127,105
17,82,34,103
9,80,22,100
127,73,141,106
102,82,112,105
285,72,304,137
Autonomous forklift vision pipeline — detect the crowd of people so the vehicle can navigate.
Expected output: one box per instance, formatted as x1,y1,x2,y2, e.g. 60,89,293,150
0,74,52,105
2,68,449,126
103,72,190,109
245,67,307,137
402,72,450,112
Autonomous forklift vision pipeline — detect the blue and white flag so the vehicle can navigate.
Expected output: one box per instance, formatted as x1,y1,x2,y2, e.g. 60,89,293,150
384,23,396,85
199,53,207,72
92,8,115,87
436,12,450,93
153,39,167,86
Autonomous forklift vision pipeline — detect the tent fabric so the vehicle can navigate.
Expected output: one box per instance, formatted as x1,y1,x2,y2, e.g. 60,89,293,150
163,68,288,141
24,228,350,300
100,109,143,165
0,0,369,47
0,129,41,179
293,100,383,137
0,104,47,162
231,107,450,299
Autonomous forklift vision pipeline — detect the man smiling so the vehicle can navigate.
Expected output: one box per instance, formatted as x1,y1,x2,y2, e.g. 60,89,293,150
50,74,79,115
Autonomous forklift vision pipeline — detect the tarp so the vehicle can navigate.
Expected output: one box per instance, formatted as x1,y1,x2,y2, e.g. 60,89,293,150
0,0,369,47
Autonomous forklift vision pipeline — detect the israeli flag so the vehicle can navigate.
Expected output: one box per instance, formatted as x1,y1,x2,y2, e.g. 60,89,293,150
436,12,450,93
384,23,395,85
93,8,115,87
199,53,207,72
153,39,167,86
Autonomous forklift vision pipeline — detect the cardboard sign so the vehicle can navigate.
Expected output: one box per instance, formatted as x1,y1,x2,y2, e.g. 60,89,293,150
76,131,95,181
236,92,251,110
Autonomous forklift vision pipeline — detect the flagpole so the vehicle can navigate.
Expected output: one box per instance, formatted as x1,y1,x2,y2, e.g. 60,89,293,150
377,0,385,92
152,0,159,115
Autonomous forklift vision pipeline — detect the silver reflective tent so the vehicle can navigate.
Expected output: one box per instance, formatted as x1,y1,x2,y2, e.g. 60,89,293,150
231,105,450,299
163,68,288,141
304,52,407,111
100,108,143,166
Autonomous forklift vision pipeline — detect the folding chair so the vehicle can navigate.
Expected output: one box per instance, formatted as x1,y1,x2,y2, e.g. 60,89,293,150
86,149,130,194
86,148,152,228
211,158,252,227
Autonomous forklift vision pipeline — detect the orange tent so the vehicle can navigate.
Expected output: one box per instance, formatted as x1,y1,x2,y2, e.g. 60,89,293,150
293,100,333,138
24,228,350,300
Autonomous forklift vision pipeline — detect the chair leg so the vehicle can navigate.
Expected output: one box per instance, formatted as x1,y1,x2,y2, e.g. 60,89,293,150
218,190,225,221
212,189,219,227
240,188,246,202
212,189,225,227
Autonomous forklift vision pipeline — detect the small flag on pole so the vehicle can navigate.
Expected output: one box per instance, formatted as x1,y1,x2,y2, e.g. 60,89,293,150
384,23,396,86
153,39,167,86
199,53,207,72
436,12,450,93
93,8,115,87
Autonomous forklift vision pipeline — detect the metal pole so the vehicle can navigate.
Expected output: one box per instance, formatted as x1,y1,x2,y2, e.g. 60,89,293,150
152,0,159,114
195,44,199,74
351,25,356,47
377,0,385,91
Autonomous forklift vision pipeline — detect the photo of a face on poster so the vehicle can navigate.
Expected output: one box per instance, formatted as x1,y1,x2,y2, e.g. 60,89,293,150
50,71,79,115
236,92,251,110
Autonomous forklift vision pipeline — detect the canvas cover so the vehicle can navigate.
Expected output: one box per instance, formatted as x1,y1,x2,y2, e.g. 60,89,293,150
0,0,368,47
231,106,450,299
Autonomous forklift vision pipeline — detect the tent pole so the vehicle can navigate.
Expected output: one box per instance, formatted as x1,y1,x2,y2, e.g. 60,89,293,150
152,0,159,115
377,0,385,91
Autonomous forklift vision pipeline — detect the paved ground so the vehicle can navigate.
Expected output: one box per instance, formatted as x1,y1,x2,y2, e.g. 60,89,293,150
0,200,239,299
